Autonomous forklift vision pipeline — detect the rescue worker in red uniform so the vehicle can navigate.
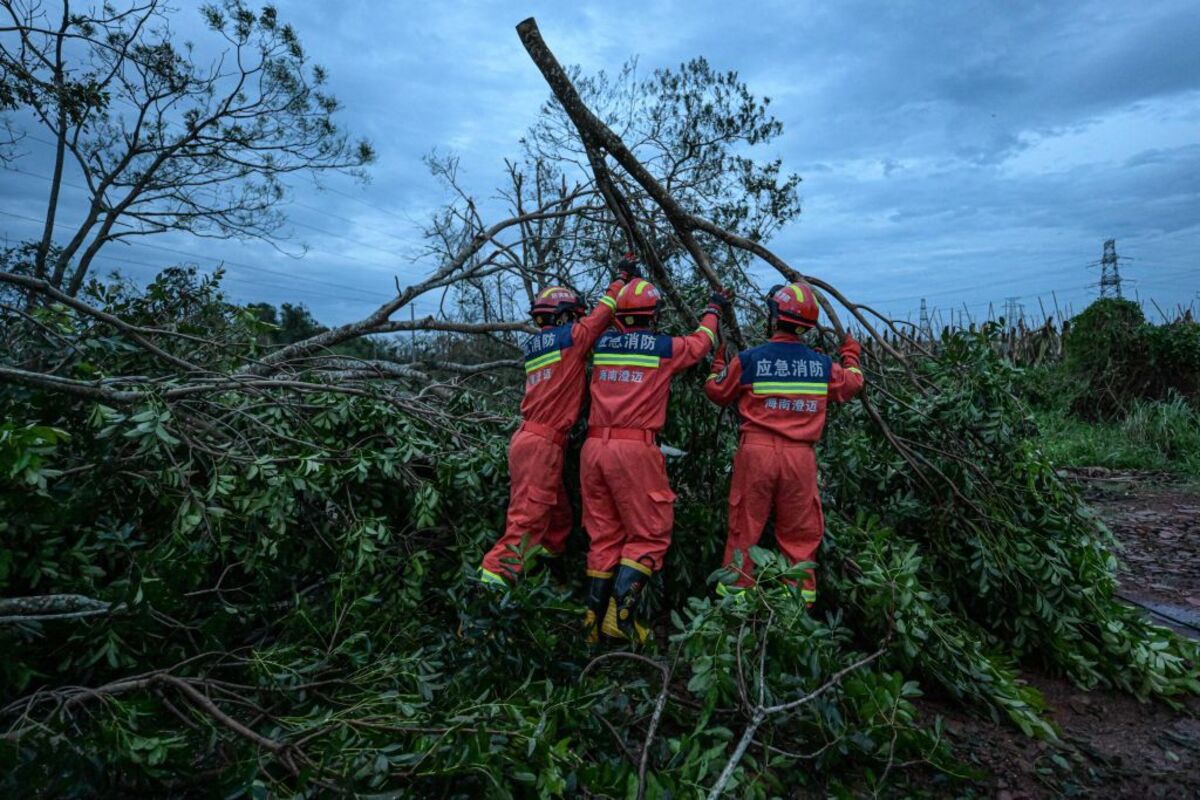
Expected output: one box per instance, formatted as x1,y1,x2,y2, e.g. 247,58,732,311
582,279,731,642
478,257,638,586
704,282,863,604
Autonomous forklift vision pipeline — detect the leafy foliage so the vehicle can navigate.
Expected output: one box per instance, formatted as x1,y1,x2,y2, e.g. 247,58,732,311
1063,298,1200,419
2,276,1196,797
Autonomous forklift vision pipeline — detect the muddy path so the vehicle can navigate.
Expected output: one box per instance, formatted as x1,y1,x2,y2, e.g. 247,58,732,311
916,472,1200,798
1077,469,1200,637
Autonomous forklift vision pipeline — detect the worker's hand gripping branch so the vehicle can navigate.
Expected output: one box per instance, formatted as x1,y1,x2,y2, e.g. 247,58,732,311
616,252,641,285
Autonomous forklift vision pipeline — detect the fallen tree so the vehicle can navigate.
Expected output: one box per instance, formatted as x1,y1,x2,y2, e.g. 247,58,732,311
0,13,1197,799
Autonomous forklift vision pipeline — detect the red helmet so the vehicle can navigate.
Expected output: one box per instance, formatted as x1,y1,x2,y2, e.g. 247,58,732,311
530,286,584,320
767,282,819,328
615,279,663,322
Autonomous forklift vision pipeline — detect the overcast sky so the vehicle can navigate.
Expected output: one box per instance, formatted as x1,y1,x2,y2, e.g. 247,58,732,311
2,0,1197,327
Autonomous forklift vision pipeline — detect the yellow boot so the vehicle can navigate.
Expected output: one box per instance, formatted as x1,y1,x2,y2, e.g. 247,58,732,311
600,561,651,644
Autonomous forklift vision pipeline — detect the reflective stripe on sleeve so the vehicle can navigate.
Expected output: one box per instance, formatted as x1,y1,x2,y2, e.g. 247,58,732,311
697,324,716,345
599,295,616,310
847,366,863,375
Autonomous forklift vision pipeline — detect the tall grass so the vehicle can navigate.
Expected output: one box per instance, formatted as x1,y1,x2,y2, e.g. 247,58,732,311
1035,392,1200,477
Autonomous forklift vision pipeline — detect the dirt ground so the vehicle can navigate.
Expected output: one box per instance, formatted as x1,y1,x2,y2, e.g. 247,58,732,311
918,471,1200,799
1081,469,1200,636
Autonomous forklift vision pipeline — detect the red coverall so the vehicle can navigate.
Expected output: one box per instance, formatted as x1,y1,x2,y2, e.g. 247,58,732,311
704,334,863,600
480,283,623,581
581,311,720,579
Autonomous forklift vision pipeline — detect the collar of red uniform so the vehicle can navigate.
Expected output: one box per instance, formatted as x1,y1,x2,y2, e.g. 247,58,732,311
769,332,803,343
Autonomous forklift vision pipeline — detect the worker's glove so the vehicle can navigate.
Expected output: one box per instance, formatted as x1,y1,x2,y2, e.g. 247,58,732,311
615,252,640,283
839,335,862,366
706,287,734,316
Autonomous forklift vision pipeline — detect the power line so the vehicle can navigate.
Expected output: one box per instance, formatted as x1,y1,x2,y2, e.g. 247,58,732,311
87,253,382,307
0,163,418,272
865,262,1197,318
316,183,418,225
5,146,1195,320
859,262,1096,307
17,127,421,247
0,207,388,303
286,197,419,245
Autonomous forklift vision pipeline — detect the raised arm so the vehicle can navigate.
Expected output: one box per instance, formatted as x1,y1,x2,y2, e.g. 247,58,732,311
704,344,744,406
668,289,730,373
828,335,864,403
670,308,720,372
571,253,639,351
572,279,624,351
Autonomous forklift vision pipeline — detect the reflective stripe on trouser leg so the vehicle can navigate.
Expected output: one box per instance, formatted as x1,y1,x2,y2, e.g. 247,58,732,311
715,582,750,606
478,568,507,587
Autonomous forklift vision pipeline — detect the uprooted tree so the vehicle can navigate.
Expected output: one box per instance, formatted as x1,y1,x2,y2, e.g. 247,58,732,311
1,12,1197,798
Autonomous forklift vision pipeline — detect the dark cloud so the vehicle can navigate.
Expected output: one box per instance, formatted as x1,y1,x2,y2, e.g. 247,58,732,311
1,0,1196,324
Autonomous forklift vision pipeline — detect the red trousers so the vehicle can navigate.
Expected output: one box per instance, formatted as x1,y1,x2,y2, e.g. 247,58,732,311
723,434,824,598
581,432,677,575
481,427,572,579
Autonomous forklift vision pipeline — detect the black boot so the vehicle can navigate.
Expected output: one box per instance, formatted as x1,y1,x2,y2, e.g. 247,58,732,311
602,563,651,644
582,571,613,644
457,568,507,640
539,552,570,590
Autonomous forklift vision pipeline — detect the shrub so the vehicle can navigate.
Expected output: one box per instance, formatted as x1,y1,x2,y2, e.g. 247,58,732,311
1064,298,1200,419
2,279,1197,796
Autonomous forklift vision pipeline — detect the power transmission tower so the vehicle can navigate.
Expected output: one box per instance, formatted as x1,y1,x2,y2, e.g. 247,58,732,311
919,298,932,340
1094,239,1124,298
1003,296,1023,325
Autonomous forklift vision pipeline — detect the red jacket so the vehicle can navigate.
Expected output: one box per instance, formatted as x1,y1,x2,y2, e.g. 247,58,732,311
704,333,863,443
520,281,623,432
587,311,720,433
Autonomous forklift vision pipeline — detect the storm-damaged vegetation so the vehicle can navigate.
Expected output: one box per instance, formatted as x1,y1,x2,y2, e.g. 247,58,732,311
2,5,1198,797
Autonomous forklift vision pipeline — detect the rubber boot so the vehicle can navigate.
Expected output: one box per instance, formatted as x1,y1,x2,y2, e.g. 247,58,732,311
457,568,507,639
601,563,651,644
540,552,570,591
582,571,614,644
